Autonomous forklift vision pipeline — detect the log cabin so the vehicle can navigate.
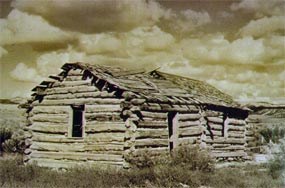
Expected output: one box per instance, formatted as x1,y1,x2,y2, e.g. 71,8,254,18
22,62,249,168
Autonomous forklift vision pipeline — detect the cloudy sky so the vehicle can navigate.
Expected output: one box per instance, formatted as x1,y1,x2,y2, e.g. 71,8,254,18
0,0,284,102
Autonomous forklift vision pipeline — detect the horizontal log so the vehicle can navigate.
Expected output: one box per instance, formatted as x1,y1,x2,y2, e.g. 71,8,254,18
179,120,201,128
32,106,70,114
141,103,197,112
85,104,121,113
178,113,201,121
140,111,167,119
28,158,123,168
212,144,231,148
228,125,246,131
45,91,117,100
83,144,124,152
135,139,168,147
136,128,168,139
85,122,126,133
32,134,84,143
179,127,203,137
30,142,85,152
30,142,124,152
144,103,200,112
86,133,124,142
53,80,92,87
211,151,247,158
211,145,245,150
89,150,124,155
228,132,245,138
30,114,69,123
227,118,246,126
85,112,121,121
137,121,167,128
207,123,223,130
28,122,67,134
46,85,98,95
130,98,146,105
206,130,222,137
245,131,255,136
204,111,223,117
205,138,245,144
162,104,198,112
34,98,124,106
30,151,123,162
206,117,223,124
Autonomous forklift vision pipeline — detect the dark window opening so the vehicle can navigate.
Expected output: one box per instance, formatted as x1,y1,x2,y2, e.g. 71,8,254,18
167,112,177,151
72,105,84,137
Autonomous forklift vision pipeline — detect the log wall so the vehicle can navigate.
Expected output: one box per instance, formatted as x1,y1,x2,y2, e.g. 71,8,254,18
204,110,247,161
24,67,249,168
177,111,203,146
25,72,126,168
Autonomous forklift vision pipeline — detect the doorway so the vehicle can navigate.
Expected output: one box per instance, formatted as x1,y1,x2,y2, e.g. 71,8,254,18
167,112,178,151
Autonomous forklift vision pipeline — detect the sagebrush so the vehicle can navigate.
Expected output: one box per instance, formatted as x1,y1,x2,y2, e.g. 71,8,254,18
0,125,25,154
0,154,283,188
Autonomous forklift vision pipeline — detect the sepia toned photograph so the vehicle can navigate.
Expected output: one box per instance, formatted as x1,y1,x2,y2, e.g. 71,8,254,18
0,0,284,187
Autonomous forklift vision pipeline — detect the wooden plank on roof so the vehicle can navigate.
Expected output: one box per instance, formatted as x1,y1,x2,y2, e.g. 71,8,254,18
49,75,63,81
39,81,54,87
112,69,146,77
32,85,47,92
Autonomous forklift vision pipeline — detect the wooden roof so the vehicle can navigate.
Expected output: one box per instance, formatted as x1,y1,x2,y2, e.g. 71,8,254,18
28,62,247,111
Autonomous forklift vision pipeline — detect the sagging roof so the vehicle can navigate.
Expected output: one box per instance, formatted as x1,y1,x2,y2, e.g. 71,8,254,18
28,62,245,110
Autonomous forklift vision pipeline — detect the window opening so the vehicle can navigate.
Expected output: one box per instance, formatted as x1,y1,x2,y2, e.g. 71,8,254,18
71,105,84,137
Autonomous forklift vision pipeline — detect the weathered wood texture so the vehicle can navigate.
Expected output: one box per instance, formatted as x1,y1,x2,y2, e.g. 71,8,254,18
203,110,247,160
24,66,250,167
26,74,129,167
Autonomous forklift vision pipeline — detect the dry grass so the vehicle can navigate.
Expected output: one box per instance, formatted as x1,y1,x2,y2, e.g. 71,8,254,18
0,148,284,188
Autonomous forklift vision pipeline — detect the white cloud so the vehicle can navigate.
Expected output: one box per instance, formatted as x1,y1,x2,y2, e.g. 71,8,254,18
0,9,72,45
231,0,285,17
36,50,85,77
79,26,175,56
240,16,285,37
79,34,123,54
164,9,211,33
181,35,265,64
2,1,284,101
10,63,43,82
12,0,167,33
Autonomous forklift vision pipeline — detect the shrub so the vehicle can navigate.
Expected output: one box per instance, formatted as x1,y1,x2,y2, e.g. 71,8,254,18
268,141,285,179
0,126,13,153
124,149,169,169
2,129,25,153
0,156,283,188
260,126,285,144
0,155,44,186
170,145,214,172
125,145,214,172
